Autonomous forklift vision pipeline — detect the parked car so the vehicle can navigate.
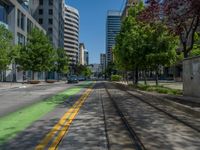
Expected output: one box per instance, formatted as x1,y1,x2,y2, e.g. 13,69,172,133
78,76,86,81
67,75,79,83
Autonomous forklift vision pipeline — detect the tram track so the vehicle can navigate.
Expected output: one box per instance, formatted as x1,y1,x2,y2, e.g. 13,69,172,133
104,83,146,150
104,82,200,150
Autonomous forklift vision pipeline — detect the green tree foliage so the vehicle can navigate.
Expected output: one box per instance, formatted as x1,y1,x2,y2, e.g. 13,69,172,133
105,62,117,79
145,23,178,85
0,25,13,71
55,48,69,74
82,67,92,77
74,64,91,77
190,33,200,57
114,2,178,85
17,28,55,80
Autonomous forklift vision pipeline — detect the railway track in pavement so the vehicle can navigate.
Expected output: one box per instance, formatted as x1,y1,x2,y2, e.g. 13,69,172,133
104,82,200,150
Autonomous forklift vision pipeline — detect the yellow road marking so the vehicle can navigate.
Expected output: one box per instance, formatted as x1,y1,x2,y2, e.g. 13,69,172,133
49,89,92,150
35,87,93,150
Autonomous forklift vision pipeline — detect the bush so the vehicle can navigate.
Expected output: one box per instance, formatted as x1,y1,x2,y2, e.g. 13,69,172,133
111,75,122,81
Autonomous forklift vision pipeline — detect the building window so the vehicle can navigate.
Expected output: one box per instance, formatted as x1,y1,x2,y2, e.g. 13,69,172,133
48,27,52,34
17,32,25,45
27,18,33,33
49,0,53,5
39,0,43,5
21,13,25,30
48,18,52,24
17,10,20,27
17,10,25,30
38,18,43,24
49,9,53,15
39,9,43,15
0,4,7,24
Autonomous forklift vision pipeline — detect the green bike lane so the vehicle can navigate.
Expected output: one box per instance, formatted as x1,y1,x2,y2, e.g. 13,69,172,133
0,81,93,149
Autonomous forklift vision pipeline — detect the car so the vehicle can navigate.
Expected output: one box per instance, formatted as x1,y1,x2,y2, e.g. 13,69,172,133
67,75,79,83
78,76,86,81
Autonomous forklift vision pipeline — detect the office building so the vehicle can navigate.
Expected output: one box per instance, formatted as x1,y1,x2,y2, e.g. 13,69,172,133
79,43,85,65
100,53,106,72
84,50,89,66
29,0,65,48
106,10,121,64
64,5,79,65
0,0,46,82
121,0,139,19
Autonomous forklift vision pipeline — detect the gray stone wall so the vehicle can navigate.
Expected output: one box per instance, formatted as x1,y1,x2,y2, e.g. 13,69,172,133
183,56,200,97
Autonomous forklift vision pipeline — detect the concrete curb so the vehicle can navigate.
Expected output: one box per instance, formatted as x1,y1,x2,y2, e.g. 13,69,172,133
114,82,200,118
0,81,66,91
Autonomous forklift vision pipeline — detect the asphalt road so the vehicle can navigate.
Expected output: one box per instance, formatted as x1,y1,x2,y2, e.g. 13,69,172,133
0,81,199,150
0,82,83,117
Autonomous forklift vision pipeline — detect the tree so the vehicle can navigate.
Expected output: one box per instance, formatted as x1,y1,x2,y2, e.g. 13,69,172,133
55,48,69,79
82,67,92,78
17,28,55,80
0,25,13,80
141,0,200,58
190,33,200,57
73,64,92,78
105,62,117,80
145,23,178,85
114,2,147,84
0,25,13,75
114,1,178,85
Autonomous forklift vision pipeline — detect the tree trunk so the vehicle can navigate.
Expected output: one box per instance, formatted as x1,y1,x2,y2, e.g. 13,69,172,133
45,72,48,81
173,65,176,81
0,71,2,82
135,67,138,85
132,70,135,85
144,70,147,85
126,71,128,85
184,50,188,58
155,69,159,86
32,71,35,80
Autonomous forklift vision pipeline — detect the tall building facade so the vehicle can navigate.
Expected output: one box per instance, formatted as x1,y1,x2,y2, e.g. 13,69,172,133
100,53,106,72
121,0,139,19
64,5,79,66
29,0,65,48
106,10,121,64
84,50,89,66
0,0,46,82
79,43,85,65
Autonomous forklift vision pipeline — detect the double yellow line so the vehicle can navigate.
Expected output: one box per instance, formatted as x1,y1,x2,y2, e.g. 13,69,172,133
35,87,93,150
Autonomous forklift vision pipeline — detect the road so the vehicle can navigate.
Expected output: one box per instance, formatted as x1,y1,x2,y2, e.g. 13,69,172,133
0,81,199,150
0,82,83,117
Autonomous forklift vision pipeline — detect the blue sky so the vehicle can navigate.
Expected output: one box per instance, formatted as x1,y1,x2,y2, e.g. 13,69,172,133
65,0,125,64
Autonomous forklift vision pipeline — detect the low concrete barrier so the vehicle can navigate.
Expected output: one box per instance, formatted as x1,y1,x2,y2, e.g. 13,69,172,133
183,56,200,98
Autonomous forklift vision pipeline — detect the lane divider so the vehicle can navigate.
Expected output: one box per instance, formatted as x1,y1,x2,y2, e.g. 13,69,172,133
35,86,93,150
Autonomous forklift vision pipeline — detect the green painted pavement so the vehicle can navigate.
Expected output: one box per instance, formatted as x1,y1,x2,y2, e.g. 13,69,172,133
0,82,92,144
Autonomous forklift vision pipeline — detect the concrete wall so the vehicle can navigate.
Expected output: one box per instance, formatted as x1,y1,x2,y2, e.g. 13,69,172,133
183,56,200,97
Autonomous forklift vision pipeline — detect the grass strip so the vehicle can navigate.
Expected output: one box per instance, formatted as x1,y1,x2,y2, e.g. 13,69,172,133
0,81,92,144
129,84,182,95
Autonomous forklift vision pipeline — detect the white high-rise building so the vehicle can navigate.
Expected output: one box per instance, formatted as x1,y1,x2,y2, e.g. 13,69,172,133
64,5,79,66
79,43,85,65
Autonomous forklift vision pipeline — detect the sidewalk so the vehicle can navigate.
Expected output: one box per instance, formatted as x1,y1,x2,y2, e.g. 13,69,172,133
0,81,66,90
